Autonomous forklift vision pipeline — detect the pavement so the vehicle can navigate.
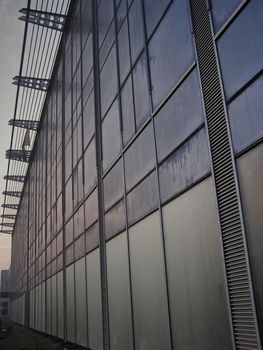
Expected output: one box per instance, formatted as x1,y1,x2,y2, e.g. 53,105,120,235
0,322,64,350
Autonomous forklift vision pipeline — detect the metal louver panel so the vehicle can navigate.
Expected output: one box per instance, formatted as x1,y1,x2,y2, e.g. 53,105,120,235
189,1,261,349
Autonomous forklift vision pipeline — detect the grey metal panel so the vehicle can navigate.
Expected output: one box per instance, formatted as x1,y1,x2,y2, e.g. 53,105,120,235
129,211,171,350
163,177,232,349
75,257,88,347
190,0,262,349
237,144,263,342
106,232,133,350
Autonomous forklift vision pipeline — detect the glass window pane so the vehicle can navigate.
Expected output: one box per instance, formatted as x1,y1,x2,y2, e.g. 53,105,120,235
125,123,155,191
116,0,127,32
127,171,158,225
104,158,124,211
121,74,135,145
86,221,100,253
84,138,97,196
162,178,233,350
75,257,87,347
159,128,211,203
98,0,114,46
211,0,242,32
85,189,99,229
129,212,171,349
133,52,151,128
144,0,171,38
74,206,85,239
75,234,85,260
107,232,133,350
129,0,144,63
237,143,263,337
228,75,263,154
86,249,103,350
217,0,263,99
83,91,95,150
51,275,57,337
102,99,122,172
149,0,194,109
118,19,131,84
100,21,115,69
100,45,118,117
155,69,204,162
105,199,126,240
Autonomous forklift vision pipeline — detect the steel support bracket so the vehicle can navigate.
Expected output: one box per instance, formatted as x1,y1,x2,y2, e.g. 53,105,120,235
9,119,39,131
13,76,50,92
19,8,66,31
6,149,31,162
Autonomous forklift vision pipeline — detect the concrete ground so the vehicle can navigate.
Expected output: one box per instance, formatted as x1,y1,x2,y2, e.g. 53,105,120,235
0,322,64,350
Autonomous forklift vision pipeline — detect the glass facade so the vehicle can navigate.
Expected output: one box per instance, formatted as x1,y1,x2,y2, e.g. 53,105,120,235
9,1,263,349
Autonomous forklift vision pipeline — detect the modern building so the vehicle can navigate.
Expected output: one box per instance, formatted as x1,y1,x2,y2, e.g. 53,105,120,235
3,0,263,349
0,270,10,293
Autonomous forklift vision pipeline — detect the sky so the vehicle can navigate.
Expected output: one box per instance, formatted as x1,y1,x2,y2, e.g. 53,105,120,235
0,0,26,272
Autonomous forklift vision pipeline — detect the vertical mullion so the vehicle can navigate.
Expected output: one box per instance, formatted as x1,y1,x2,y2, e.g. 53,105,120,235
92,0,110,348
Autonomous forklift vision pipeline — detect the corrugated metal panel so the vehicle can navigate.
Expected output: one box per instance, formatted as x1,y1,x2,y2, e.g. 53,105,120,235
189,1,261,349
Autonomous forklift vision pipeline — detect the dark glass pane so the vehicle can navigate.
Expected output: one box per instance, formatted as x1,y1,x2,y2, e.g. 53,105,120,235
121,74,135,145
102,99,122,172
82,33,93,86
129,0,144,64
65,218,73,247
149,0,194,109
98,0,114,47
116,0,127,31
85,189,99,229
104,159,124,211
83,91,95,150
86,221,100,253
159,128,211,203
99,21,115,69
217,0,263,99
211,0,242,32
125,123,155,191
65,178,73,220
163,179,233,350
57,231,63,254
100,45,118,117
155,69,204,162
118,19,131,85
229,75,263,154
144,0,171,38
75,234,85,260
237,144,263,338
84,138,97,196
127,171,158,225
105,199,126,240
66,244,74,266
74,206,85,239
82,0,92,46
133,52,151,128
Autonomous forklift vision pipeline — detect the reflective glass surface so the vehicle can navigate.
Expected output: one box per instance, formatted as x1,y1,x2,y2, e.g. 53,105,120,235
149,0,194,108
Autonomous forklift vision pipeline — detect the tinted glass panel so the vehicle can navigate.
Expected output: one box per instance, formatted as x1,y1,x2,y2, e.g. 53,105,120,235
83,91,95,150
125,123,155,191
144,0,171,37
133,52,151,128
159,128,211,203
149,0,194,108
211,0,242,32
163,178,232,350
98,0,114,46
102,99,122,172
105,199,126,240
104,159,124,211
84,138,97,195
228,75,263,154
127,171,158,225
118,19,131,84
129,212,171,349
155,69,204,162
57,271,64,339
85,189,99,229
100,45,118,117
121,74,135,145
129,0,144,63
107,232,133,350
217,0,263,98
